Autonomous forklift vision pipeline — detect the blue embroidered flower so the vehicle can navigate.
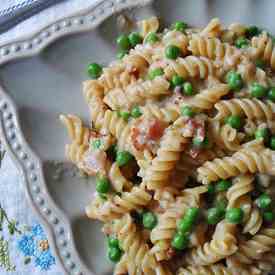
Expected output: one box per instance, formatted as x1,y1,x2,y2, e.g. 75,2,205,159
34,250,55,271
31,224,46,239
17,235,35,256
17,223,56,271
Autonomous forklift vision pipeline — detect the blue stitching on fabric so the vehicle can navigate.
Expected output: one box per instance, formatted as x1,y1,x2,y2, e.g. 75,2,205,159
0,0,37,16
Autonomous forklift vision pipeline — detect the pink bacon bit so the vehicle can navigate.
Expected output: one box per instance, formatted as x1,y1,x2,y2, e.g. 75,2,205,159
131,118,166,151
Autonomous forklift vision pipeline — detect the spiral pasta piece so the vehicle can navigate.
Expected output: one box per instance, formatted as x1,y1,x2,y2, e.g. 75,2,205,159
251,32,275,70
187,83,230,110
162,30,189,56
99,65,137,94
188,35,242,68
87,99,132,151
145,119,190,190
197,147,275,184
123,45,154,69
103,77,170,110
138,16,159,38
243,207,263,235
60,114,90,145
65,141,88,169
150,186,207,261
228,226,275,265
201,18,222,38
164,56,216,80
214,98,275,121
184,221,237,265
112,214,169,275
226,174,263,234
177,263,261,275
141,103,180,123
226,174,254,209
109,162,133,192
209,120,242,152
86,186,152,221
256,252,275,273
83,79,105,103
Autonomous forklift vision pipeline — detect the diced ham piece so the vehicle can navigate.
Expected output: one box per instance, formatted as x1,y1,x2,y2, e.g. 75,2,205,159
131,118,165,151
148,119,165,140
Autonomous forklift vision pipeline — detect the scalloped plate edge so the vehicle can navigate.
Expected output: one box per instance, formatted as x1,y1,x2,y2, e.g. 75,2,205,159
0,0,153,274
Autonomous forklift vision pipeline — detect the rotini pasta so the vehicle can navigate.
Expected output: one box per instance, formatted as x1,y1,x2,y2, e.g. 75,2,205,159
164,55,216,79
187,83,230,110
214,98,275,121
201,18,222,38
251,32,275,70
198,147,275,184
150,186,207,261
183,220,238,265
61,17,275,274
178,263,261,275
103,76,170,110
188,35,243,69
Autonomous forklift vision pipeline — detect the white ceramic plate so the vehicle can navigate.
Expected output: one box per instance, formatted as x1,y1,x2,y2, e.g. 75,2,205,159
1,0,275,274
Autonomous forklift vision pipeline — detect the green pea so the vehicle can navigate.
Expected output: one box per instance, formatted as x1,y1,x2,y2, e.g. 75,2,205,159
108,237,120,248
207,184,215,195
235,37,249,48
255,59,265,69
172,21,187,33
215,199,228,211
172,75,185,86
88,63,103,79
268,87,275,102
256,194,272,210
263,211,274,222
250,83,267,98
145,32,159,44
117,51,127,60
226,115,243,130
183,82,195,96
142,212,158,230
148,68,164,80
185,207,200,223
270,136,275,150
207,207,225,225
128,32,143,47
119,111,130,121
215,180,232,192
226,208,244,224
91,139,102,150
177,217,193,233
246,26,261,38
255,127,270,143
116,151,133,167
226,71,243,91
165,45,181,60
181,106,195,117
96,175,110,194
116,34,131,51
131,106,142,118
171,232,189,250
192,136,209,148
108,246,122,262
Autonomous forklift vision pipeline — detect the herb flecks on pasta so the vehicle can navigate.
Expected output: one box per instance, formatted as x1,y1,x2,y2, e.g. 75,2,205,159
60,17,275,275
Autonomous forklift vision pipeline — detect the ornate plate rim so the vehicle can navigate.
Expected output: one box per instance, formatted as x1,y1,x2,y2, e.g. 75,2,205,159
0,0,153,274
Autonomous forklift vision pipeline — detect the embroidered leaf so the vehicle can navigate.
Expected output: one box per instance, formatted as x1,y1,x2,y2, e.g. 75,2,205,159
24,257,31,265
0,237,15,271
